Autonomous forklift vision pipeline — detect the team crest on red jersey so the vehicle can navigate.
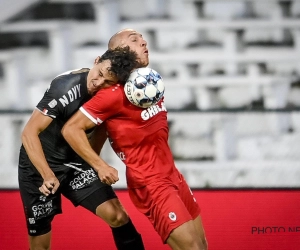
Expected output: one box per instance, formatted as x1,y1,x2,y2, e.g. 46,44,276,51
169,212,177,221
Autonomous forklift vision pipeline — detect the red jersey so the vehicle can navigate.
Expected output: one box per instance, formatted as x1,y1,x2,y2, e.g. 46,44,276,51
80,84,179,188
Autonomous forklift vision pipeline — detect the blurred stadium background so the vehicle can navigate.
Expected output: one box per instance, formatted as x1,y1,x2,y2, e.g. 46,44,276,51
1,0,300,189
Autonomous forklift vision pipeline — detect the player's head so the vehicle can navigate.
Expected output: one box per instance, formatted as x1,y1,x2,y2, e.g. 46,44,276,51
108,29,149,67
87,46,138,95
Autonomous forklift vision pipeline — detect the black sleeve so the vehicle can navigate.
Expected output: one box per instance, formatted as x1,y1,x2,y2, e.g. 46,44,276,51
36,77,64,119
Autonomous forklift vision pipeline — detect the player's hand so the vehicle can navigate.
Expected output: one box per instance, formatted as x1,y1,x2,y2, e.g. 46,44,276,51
39,176,60,196
97,165,119,185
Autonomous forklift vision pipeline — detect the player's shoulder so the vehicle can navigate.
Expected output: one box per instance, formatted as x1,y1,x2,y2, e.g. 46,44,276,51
49,68,89,92
96,83,125,99
83,83,125,112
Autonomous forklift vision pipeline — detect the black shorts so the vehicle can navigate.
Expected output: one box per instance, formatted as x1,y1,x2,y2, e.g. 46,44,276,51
18,153,117,236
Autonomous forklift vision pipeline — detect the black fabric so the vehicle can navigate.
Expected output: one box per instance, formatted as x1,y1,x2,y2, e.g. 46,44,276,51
111,219,145,250
27,214,54,236
34,69,90,166
79,186,117,213
18,162,62,236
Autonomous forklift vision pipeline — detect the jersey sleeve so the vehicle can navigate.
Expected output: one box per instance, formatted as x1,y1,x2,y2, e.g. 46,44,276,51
36,77,65,119
80,85,123,125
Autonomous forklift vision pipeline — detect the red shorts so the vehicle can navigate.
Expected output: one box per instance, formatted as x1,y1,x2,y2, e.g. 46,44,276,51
128,172,201,243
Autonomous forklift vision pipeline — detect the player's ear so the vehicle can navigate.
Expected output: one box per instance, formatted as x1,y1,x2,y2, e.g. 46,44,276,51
94,56,101,65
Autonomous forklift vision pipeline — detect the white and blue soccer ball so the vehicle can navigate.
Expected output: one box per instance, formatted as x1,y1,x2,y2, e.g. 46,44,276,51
124,67,165,108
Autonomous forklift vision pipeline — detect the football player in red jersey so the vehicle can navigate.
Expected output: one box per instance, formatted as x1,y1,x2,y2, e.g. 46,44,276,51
19,47,145,250
62,29,208,250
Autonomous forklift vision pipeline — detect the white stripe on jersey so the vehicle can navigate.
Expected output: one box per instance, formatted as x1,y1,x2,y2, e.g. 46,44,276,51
63,162,85,172
35,107,56,118
79,107,103,125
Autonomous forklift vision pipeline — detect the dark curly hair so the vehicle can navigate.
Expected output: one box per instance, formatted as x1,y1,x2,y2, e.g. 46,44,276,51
99,46,139,84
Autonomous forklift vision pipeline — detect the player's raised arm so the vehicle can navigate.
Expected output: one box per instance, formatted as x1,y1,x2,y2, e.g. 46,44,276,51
61,110,119,185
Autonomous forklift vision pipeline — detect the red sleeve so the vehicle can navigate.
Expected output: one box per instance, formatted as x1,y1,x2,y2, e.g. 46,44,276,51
80,84,123,125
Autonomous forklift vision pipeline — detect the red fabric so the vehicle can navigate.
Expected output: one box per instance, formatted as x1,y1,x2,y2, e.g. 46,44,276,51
1,190,300,250
82,84,176,189
128,173,201,242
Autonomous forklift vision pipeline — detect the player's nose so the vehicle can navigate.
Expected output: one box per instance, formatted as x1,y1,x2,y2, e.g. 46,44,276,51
141,39,147,47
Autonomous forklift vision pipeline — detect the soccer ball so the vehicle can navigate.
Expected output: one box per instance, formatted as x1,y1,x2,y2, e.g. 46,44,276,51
124,67,165,108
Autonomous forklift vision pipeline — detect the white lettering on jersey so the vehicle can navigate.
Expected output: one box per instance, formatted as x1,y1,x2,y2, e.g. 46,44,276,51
48,99,57,108
117,152,126,161
141,102,167,120
59,84,81,107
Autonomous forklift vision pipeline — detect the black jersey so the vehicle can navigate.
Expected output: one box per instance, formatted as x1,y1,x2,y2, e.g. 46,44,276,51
20,68,92,167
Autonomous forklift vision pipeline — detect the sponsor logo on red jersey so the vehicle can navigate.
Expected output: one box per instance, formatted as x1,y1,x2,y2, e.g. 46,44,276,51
141,102,167,121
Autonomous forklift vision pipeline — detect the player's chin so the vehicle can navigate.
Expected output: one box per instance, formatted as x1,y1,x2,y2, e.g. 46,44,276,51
91,86,104,95
140,59,149,68
99,83,114,91
90,89,98,96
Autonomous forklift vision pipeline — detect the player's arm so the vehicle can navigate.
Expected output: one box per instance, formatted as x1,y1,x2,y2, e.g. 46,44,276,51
88,124,107,155
62,110,119,185
21,109,59,195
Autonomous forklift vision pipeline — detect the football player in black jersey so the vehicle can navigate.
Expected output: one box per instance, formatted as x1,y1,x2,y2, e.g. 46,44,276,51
18,46,145,250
